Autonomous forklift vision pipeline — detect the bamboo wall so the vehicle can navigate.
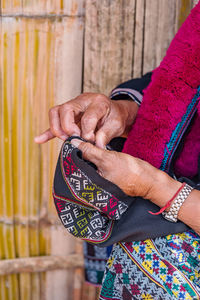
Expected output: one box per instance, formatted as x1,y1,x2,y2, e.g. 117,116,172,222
0,0,196,299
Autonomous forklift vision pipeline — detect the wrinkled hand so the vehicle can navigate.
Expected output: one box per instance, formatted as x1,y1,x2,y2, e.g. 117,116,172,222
34,93,138,148
71,139,161,199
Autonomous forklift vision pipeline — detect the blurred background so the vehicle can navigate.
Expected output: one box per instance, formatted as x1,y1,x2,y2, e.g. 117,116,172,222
0,0,197,299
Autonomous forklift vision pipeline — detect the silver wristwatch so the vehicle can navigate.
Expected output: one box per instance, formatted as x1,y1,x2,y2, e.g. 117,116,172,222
162,183,193,222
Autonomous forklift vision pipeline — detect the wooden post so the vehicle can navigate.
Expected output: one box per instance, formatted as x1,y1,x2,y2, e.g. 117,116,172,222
84,0,194,96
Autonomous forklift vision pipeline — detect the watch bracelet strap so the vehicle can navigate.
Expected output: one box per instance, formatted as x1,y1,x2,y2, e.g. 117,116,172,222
162,183,193,222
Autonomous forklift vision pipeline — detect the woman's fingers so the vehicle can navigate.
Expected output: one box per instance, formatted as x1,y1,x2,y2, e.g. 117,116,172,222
34,128,55,143
59,106,81,137
35,104,67,143
95,103,126,148
34,93,133,145
81,102,110,142
35,103,81,144
71,139,109,171
95,119,125,149
48,106,69,140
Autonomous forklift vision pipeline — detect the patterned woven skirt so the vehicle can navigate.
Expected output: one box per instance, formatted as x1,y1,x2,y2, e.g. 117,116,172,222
99,230,200,300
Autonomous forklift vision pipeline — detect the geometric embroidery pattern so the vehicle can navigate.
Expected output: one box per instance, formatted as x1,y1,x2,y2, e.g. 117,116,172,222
53,141,128,243
99,230,200,299
54,196,112,241
61,141,128,220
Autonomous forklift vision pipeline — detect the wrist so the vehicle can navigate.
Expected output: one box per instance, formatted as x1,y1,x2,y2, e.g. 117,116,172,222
113,100,139,131
147,170,182,209
178,189,200,229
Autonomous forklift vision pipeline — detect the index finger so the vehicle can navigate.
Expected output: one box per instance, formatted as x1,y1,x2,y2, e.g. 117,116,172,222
81,102,110,141
59,107,81,136
34,128,55,144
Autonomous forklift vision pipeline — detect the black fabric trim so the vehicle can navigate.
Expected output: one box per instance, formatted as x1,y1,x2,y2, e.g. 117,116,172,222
114,72,152,95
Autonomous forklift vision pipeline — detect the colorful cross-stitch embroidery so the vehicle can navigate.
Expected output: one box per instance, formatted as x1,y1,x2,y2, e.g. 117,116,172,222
99,230,200,299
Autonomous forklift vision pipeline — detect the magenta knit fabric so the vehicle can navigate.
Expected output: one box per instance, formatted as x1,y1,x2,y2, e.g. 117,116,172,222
123,2,200,178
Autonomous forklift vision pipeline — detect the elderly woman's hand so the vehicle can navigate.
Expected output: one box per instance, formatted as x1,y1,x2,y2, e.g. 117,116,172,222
34,93,138,149
71,138,183,210
72,141,200,236
70,139,167,200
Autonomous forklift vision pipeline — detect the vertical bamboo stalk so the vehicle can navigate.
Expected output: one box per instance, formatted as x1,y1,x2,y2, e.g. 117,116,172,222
0,20,8,300
11,20,31,300
39,21,55,298
30,20,50,298
39,22,53,258
28,20,41,300
1,21,20,300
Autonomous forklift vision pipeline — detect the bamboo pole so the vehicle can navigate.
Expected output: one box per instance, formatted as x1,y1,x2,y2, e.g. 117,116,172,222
27,19,41,300
11,19,32,300
0,21,8,300
0,254,84,275
1,21,20,300
36,20,50,298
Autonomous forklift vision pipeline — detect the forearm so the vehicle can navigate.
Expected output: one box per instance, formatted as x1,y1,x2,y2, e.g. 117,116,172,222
149,170,200,235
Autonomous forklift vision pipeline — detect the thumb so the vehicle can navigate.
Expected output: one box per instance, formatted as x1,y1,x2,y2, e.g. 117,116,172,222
95,123,120,149
71,139,106,168
95,130,110,149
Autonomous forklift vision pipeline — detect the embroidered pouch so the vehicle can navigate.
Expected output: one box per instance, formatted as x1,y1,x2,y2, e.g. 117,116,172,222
53,137,190,247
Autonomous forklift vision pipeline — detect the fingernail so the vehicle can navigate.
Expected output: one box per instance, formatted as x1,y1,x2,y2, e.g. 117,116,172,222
71,139,82,148
34,136,42,142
